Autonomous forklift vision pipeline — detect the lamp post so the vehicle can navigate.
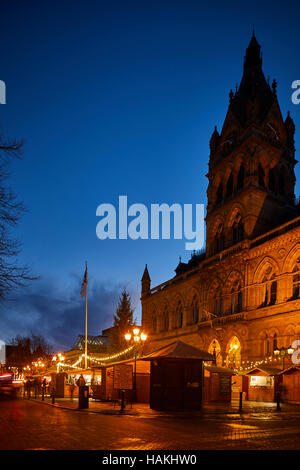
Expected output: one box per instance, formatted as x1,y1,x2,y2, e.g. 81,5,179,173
52,353,65,373
125,328,147,402
273,346,294,370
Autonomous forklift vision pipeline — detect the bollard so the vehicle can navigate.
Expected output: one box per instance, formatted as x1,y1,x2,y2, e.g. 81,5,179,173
42,387,45,401
120,390,126,411
52,387,55,404
276,391,281,411
239,391,243,412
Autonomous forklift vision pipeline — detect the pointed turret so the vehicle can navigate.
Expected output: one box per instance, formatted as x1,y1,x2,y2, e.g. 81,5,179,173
209,126,219,154
230,33,274,125
244,31,262,70
141,264,151,297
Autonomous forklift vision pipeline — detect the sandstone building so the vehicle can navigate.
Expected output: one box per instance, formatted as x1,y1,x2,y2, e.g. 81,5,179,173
141,33,300,372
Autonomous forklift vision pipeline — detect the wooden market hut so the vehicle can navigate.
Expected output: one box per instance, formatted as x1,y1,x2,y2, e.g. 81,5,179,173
142,340,214,411
243,366,281,402
278,366,300,403
203,365,235,403
98,358,150,403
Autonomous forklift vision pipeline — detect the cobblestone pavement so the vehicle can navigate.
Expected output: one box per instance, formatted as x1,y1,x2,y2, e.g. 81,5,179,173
1,396,300,450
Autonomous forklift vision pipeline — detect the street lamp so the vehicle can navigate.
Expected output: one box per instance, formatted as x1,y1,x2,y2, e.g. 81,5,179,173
274,346,294,369
52,353,65,372
124,328,147,402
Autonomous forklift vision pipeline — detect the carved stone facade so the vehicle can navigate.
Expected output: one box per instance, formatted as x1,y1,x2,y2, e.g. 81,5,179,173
141,34,300,371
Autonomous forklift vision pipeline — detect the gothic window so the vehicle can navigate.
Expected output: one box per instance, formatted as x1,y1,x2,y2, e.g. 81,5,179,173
238,290,243,312
215,223,225,253
269,281,277,305
175,301,183,329
216,183,223,205
214,292,223,316
273,333,278,352
163,308,169,331
293,272,300,299
262,284,268,307
232,214,244,244
230,285,242,314
260,272,277,308
258,163,265,188
191,295,199,324
226,173,233,198
236,164,245,191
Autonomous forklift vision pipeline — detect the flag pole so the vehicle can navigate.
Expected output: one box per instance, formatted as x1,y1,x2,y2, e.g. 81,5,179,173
85,261,88,369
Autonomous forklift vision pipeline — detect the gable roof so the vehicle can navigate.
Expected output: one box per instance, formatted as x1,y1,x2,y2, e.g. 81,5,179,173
141,340,214,361
242,366,281,376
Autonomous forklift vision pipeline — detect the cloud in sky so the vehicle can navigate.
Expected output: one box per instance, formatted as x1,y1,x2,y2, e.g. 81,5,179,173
0,275,140,352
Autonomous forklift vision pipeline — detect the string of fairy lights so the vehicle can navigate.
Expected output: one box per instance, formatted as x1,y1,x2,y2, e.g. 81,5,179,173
52,345,135,371
203,354,293,373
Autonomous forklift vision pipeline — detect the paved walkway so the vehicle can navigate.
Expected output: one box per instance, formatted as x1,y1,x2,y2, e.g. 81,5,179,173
23,394,300,418
2,397,300,450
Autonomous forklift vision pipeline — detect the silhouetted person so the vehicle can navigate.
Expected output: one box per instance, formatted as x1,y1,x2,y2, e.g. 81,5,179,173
76,374,85,387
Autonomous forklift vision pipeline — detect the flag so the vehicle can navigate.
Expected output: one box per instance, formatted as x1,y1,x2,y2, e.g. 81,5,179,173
80,262,88,297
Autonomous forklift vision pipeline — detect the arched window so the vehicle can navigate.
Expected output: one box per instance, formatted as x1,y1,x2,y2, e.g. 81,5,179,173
233,220,243,244
226,173,233,198
191,295,199,324
175,302,183,329
230,285,242,314
163,308,169,331
273,333,278,352
215,223,224,253
236,164,245,191
214,291,223,316
238,290,243,312
216,183,223,205
258,163,265,188
262,283,268,307
293,273,300,299
292,265,300,299
269,281,277,305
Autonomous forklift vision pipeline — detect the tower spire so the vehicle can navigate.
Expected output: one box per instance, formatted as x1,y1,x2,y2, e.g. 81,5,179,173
141,264,151,297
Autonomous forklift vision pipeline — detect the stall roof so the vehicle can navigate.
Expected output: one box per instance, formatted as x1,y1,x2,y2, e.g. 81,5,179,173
243,366,281,376
278,366,300,375
141,340,214,361
205,365,235,375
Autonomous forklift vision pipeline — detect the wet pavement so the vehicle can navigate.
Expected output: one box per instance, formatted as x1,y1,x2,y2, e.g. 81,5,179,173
1,396,300,450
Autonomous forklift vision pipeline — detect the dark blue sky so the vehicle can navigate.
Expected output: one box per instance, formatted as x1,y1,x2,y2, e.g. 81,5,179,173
0,0,299,350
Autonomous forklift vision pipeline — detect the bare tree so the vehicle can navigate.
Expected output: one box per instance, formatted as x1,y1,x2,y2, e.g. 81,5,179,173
0,134,36,299
8,334,53,368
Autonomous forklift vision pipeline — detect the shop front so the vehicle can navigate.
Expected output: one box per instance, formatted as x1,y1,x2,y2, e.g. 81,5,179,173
203,366,235,403
50,369,102,398
99,359,150,403
244,367,281,402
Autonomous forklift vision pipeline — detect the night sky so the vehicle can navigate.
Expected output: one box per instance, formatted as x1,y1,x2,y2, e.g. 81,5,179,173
0,0,299,351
